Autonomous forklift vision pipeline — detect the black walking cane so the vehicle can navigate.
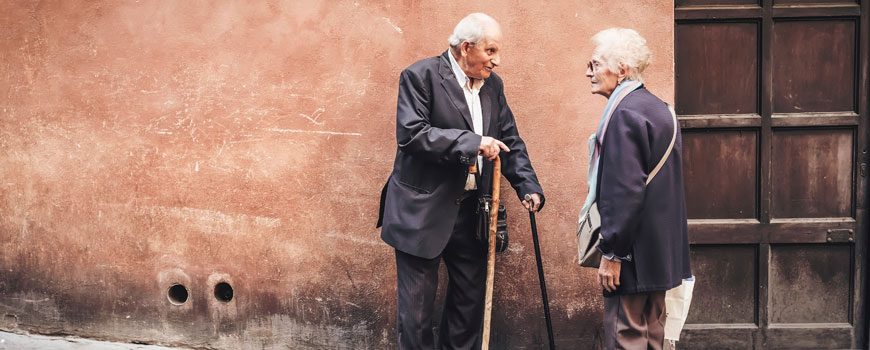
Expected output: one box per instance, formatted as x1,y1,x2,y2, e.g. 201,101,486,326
525,194,556,350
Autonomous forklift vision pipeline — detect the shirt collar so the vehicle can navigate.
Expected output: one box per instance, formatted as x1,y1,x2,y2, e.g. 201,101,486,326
447,48,484,91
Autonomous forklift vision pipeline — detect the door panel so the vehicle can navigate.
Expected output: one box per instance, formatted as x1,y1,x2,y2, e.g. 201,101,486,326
765,327,853,350
773,0,858,6
677,0,759,7
687,245,758,324
769,244,852,324
676,22,759,116
681,328,755,349
770,128,853,218
683,130,758,219
772,20,856,113
675,0,867,347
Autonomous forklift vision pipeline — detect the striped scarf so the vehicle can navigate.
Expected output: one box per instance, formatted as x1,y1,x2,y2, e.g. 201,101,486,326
579,80,643,221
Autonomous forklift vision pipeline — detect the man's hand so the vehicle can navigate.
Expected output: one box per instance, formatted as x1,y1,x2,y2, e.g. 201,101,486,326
479,136,510,161
522,193,542,212
597,257,621,292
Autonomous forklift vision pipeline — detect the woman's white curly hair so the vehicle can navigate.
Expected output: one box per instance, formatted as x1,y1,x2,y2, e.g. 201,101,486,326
591,28,653,83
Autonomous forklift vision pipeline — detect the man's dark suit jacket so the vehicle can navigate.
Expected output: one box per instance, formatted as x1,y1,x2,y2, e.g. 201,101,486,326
377,50,544,259
596,87,692,295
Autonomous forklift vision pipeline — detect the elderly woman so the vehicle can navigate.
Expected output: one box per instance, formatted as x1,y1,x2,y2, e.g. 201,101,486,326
580,28,692,349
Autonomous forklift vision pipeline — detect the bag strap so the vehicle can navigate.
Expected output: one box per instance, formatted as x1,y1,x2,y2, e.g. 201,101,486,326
646,104,677,185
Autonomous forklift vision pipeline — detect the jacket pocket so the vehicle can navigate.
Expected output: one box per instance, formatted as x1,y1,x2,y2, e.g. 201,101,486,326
397,157,444,194
397,179,432,194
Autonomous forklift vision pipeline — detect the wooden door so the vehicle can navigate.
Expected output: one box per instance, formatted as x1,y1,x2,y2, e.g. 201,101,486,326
674,0,869,348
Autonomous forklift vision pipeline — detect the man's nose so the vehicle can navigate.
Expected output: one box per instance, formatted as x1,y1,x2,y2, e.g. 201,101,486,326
585,67,593,77
491,54,500,67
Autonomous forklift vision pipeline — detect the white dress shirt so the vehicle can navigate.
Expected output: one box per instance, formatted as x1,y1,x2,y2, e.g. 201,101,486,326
447,50,485,191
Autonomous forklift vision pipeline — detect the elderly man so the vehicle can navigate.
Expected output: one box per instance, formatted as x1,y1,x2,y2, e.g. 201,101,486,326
581,28,692,349
376,13,545,349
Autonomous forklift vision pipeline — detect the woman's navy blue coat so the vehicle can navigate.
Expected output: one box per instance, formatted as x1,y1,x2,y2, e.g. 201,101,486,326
595,87,693,295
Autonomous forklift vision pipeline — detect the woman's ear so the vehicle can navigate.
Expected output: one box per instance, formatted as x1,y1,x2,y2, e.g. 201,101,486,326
618,64,629,80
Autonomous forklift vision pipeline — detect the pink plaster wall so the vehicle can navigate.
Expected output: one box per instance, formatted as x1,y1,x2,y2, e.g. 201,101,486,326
0,1,673,348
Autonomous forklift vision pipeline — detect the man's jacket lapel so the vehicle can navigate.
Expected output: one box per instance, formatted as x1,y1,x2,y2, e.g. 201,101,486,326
439,51,474,131
480,85,493,136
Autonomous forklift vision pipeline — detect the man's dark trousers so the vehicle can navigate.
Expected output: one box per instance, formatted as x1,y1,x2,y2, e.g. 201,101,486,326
395,194,486,350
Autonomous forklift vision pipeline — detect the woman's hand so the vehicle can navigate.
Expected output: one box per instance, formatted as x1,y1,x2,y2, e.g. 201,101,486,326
597,257,621,292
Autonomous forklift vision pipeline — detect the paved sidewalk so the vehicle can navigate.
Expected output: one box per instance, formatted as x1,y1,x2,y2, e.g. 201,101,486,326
0,331,186,350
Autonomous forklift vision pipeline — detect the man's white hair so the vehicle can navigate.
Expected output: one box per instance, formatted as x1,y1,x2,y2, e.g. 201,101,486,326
591,28,652,83
448,13,499,49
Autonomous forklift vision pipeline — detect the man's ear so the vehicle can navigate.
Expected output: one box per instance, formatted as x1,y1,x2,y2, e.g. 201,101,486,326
460,42,471,57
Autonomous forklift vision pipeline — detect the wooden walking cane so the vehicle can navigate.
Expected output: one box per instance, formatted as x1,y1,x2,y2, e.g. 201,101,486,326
481,155,500,350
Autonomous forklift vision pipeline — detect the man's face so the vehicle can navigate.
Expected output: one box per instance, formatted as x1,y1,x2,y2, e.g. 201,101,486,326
460,26,502,80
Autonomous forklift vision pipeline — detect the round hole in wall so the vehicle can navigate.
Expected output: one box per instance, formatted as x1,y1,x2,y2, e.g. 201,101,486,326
167,284,189,305
214,282,233,302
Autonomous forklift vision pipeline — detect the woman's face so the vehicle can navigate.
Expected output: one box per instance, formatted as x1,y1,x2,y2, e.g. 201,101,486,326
586,57,619,98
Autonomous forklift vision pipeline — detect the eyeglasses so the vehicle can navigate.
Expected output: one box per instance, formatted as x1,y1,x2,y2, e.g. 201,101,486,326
587,60,604,73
